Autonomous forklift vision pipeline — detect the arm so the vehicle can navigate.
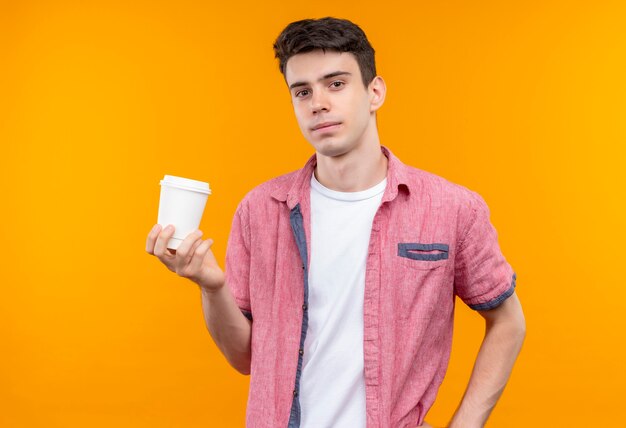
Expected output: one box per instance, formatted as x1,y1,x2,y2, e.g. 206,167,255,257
448,291,526,427
146,224,252,375
200,282,252,375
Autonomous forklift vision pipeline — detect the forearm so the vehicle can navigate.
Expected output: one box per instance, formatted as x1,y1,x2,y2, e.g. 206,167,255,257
448,318,526,427
200,283,252,375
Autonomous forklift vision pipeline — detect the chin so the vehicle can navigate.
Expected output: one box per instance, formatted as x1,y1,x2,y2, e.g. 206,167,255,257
310,140,352,158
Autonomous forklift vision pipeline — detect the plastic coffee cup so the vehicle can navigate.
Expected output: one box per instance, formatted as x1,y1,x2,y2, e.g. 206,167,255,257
157,175,211,250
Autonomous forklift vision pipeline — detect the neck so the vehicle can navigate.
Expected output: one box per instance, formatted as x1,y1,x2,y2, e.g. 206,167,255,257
314,141,388,192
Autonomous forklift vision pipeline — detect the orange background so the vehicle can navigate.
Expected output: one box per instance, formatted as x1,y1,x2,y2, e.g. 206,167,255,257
1,1,625,426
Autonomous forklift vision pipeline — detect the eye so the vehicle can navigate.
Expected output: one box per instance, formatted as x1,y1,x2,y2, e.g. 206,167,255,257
330,81,344,88
295,89,310,98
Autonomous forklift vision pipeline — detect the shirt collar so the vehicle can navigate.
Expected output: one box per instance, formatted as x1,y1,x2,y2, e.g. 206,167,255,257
271,145,414,208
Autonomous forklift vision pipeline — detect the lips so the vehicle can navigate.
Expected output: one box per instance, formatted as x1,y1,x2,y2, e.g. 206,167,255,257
312,122,342,131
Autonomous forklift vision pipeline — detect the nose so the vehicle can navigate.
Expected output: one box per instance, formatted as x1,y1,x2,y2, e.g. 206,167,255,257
310,89,329,114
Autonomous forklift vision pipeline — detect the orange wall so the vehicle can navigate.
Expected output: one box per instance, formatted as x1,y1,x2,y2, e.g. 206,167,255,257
1,1,625,426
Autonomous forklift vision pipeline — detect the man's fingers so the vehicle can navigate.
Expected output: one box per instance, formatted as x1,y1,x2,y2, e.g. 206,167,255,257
145,224,162,254
186,239,213,276
185,239,203,262
153,224,176,257
175,230,203,259
149,225,216,282
174,230,203,269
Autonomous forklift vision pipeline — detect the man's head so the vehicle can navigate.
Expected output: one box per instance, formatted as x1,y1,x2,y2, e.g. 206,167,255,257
273,17,386,158
273,17,377,89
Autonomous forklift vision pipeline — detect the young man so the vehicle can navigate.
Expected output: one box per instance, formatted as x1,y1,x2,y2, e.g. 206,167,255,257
146,17,526,428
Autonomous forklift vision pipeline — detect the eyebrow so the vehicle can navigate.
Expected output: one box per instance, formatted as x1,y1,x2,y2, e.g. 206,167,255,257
288,71,352,91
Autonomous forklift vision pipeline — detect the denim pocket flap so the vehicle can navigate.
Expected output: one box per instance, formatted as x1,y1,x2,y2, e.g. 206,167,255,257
398,243,449,261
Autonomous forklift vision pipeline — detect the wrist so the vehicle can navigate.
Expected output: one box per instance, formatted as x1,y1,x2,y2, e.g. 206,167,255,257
448,412,486,428
449,419,483,428
198,280,225,296
449,420,483,428
449,403,488,428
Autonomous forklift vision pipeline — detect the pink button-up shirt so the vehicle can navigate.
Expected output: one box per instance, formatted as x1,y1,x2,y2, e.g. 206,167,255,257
225,146,516,427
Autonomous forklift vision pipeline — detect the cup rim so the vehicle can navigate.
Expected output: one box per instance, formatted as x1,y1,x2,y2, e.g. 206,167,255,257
160,180,212,195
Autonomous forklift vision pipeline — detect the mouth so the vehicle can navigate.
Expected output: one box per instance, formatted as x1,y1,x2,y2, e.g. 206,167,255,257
312,122,342,132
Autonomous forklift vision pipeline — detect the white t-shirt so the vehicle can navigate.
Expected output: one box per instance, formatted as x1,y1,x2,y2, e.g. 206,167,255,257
300,172,387,428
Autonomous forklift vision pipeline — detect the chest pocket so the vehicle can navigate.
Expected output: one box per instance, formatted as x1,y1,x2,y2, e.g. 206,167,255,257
398,242,449,268
395,242,451,319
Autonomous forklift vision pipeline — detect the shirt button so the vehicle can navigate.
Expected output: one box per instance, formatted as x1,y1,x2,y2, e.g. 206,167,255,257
293,389,298,397
302,264,305,269
299,348,304,355
302,304,307,311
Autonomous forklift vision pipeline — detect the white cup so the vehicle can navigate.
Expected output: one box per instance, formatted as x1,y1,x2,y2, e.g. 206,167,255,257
157,175,211,250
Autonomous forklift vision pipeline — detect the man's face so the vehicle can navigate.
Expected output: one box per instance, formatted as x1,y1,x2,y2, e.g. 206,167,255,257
285,49,380,158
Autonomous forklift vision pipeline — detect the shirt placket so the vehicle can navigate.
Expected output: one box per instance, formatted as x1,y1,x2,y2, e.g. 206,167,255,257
363,202,385,428
287,202,310,428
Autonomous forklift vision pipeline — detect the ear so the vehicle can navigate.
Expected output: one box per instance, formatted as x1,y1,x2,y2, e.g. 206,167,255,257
368,76,386,113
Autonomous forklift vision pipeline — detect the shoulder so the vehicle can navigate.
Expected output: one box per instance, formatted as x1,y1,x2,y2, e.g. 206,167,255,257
397,163,492,241
237,168,301,211
401,163,485,209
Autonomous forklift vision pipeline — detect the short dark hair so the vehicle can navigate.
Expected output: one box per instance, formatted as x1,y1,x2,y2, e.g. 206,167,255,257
273,17,377,88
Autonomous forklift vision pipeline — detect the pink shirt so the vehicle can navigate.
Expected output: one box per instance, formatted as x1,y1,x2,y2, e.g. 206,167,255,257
225,146,516,427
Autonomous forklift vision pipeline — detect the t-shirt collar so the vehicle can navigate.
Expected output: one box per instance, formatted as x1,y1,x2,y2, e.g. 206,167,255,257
271,145,413,208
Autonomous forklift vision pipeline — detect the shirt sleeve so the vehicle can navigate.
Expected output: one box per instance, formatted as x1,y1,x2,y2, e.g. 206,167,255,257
453,191,517,311
224,201,253,321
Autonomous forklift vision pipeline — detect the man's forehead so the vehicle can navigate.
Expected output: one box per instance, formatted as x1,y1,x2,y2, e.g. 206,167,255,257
285,50,358,84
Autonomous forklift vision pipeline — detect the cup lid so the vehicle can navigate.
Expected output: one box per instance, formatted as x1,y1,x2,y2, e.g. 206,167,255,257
160,175,211,194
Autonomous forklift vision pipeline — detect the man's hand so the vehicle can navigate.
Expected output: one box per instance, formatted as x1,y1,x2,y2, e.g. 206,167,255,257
145,224,225,292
